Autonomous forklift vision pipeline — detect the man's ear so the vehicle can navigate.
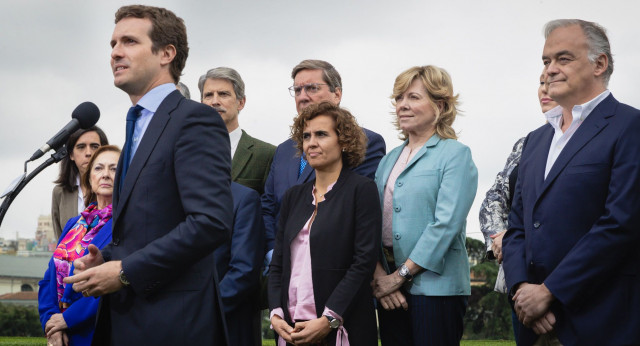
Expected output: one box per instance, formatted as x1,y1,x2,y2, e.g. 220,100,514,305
159,44,177,66
593,53,608,78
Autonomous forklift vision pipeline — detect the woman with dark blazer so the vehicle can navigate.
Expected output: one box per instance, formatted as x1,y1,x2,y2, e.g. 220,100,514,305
269,101,381,345
39,145,120,346
51,127,108,240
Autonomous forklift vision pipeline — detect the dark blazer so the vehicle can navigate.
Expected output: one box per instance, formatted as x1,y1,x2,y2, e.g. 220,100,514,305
214,182,264,346
268,168,381,345
262,128,385,251
39,216,112,346
95,90,233,345
503,94,640,346
232,130,276,195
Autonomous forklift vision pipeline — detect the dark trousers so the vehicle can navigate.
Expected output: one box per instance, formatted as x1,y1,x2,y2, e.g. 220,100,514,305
378,294,467,346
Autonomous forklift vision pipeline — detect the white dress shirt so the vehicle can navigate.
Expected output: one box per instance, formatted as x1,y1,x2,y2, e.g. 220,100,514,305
229,127,242,159
544,90,610,178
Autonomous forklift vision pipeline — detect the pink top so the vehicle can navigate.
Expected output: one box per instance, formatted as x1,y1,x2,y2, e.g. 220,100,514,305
382,145,419,247
271,183,349,345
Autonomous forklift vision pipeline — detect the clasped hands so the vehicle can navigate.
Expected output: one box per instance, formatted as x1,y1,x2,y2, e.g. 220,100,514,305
271,315,331,345
513,282,556,335
371,268,408,311
62,244,124,297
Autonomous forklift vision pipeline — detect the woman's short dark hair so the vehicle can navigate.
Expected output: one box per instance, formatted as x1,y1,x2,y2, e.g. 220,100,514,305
54,126,109,192
82,145,121,207
291,101,367,168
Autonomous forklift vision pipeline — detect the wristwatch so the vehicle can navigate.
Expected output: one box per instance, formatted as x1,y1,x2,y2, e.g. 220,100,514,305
324,315,340,329
119,269,130,286
398,263,413,282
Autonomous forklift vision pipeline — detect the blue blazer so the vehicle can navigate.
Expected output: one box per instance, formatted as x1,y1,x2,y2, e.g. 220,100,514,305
96,91,233,345
261,128,385,252
214,182,264,346
503,94,640,346
38,216,113,346
375,135,477,296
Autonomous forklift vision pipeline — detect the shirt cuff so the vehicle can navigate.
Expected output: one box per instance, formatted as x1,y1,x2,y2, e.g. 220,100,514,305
322,307,343,323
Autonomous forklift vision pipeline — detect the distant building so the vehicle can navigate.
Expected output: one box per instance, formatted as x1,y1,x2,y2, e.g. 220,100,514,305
35,214,55,251
0,255,49,295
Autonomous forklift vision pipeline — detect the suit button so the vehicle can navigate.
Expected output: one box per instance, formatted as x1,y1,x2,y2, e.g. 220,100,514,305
533,221,541,229
397,181,403,187
112,238,120,245
394,233,401,240
394,206,401,212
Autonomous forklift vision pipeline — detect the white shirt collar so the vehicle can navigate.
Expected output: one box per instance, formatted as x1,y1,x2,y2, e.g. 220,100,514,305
229,127,242,159
544,90,611,131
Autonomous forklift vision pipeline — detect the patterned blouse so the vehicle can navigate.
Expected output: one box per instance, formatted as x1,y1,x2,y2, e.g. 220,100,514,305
479,137,525,252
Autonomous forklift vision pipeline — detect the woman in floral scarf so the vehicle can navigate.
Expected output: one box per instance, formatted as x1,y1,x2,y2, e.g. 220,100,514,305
39,145,120,346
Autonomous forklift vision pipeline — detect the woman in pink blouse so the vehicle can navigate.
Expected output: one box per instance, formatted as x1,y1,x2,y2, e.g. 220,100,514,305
268,101,381,345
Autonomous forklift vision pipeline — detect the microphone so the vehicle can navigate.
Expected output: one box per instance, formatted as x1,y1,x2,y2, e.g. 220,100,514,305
28,102,100,162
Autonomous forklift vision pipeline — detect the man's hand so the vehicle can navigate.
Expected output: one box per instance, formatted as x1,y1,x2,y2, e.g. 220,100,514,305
490,230,507,264
46,330,68,346
63,260,124,296
44,313,67,337
73,244,104,275
271,315,294,344
291,317,332,345
531,311,556,335
513,283,554,326
378,290,409,311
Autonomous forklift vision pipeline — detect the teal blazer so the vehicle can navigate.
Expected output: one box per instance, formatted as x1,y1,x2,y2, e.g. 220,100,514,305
375,135,478,296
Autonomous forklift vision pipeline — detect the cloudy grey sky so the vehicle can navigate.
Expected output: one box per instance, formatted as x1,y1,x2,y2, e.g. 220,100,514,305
1,0,638,241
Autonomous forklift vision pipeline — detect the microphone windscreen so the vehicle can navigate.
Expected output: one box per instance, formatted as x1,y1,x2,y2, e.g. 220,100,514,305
72,102,100,129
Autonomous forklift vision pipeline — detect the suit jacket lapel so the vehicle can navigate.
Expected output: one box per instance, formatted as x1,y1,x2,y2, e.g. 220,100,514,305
530,126,554,199
537,95,615,201
115,91,180,221
298,159,315,183
231,131,253,180
378,140,405,193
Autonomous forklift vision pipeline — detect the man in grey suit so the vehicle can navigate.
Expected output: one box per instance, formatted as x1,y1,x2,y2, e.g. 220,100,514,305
199,67,276,195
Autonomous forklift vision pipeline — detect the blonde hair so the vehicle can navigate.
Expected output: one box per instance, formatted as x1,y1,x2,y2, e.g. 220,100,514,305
391,65,460,140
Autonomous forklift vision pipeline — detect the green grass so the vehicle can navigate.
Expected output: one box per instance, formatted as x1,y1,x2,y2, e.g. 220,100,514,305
0,337,515,346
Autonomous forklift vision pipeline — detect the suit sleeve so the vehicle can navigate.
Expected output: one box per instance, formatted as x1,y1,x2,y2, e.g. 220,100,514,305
354,129,386,180
503,136,531,294
122,105,233,296
267,187,290,311
408,145,478,274
543,114,640,308
219,189,265,312
261,145,283,253
325,180,381,316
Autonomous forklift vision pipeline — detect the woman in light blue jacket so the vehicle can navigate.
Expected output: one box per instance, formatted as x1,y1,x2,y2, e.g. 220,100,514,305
371,65,478,345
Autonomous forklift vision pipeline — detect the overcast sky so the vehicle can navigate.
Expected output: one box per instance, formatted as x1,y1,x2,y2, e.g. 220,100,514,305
1,0,638,242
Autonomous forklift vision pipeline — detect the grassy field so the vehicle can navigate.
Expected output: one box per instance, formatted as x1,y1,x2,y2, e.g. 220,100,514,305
0,337,515,346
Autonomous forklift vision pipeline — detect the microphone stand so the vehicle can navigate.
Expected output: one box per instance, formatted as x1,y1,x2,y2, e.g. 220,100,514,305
0,146,68,227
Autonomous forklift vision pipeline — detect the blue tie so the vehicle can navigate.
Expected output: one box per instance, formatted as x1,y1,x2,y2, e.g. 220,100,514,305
120,105,142,191
299,156,307,177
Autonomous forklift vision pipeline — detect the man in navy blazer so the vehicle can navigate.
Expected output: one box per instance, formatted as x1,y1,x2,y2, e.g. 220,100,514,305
503,19,640,346
214,182,265,346
64,5,233,344
261,59,386,260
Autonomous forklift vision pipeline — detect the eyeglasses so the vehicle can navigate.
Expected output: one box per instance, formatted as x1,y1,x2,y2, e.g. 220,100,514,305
288,83,328,97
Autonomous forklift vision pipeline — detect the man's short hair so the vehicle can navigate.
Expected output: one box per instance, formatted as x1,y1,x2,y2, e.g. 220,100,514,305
544,19,613,85
176,82,191,99
197,67,246,100
115,5,189,83
291,60,342,92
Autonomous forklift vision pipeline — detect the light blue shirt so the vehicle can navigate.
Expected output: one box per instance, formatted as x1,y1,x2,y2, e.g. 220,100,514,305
129,83,177,165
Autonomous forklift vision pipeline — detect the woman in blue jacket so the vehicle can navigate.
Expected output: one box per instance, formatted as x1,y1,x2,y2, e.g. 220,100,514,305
39,145,120,346
371,66,478,345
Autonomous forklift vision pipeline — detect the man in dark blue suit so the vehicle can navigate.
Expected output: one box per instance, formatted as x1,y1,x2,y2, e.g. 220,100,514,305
261,59,386,262
214,182,265,346
503,19,640,346
65,5,232,344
